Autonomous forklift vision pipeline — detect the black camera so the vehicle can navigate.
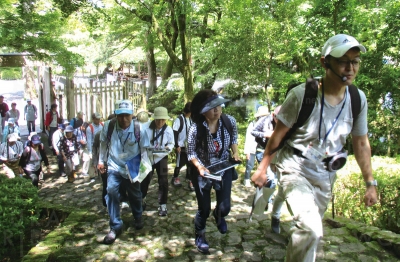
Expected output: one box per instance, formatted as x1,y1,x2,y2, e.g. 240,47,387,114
325,150,348,171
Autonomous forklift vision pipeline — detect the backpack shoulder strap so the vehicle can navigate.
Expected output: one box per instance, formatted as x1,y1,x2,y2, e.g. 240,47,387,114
134,120,140,142
220,113,233,146
107,119,116,141
177,115,184,133
348,84,361,121
271,78,318,154
296,78,318,128
89,124,94,134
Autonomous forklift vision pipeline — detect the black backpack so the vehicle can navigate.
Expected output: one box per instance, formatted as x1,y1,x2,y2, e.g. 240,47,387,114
271,78,361,154
177,114,192,133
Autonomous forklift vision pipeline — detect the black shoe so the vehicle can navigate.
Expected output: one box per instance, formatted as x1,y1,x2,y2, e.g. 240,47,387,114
103,229,120,244
171,177,182,187
271,217,281,234
134,216,144,230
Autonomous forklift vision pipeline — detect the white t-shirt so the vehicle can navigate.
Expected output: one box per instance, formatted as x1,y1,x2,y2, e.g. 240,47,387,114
50,112,58,127
26,147,42,172
275,83,368,176
172,115,192,148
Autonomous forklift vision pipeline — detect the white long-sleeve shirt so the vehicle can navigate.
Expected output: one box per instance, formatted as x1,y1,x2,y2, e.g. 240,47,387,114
244,121,257,155
86,123,103,154
143,121,174,165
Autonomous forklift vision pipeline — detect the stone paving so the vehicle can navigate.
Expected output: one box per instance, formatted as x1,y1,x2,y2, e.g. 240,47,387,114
16,140,400,262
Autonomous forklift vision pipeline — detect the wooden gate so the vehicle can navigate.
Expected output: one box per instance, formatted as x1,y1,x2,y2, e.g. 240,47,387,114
54,78,147,122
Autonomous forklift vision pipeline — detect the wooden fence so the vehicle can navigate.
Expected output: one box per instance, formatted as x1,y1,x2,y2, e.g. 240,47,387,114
55,79,147,121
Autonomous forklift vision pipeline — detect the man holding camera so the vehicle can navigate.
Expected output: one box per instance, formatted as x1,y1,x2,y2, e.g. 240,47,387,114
252,34,378,262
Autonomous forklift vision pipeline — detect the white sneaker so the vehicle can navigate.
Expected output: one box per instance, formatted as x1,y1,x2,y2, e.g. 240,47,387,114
244,179,251,188
121,202,129,209
158,204,167,216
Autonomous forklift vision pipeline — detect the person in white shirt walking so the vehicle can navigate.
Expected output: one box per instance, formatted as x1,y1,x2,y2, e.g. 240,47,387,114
6,102,20,126
171,102,193,190
98,100,150,244
52,124,66,177
140,107,174,216
86,112,104,178
24,99,37,133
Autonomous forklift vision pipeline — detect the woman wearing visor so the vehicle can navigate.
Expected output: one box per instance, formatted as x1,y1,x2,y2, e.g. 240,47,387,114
187,89,240,253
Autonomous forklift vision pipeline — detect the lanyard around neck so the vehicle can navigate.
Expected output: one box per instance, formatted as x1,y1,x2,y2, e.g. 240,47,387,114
318,79,347,145
117,125,132,153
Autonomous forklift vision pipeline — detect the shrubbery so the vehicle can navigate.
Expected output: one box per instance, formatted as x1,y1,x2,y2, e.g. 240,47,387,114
0,175,39,256
0,68,22,80
333,156,400,233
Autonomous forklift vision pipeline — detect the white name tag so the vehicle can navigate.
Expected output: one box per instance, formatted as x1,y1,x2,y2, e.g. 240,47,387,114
302,145,325,164
119,153,128,159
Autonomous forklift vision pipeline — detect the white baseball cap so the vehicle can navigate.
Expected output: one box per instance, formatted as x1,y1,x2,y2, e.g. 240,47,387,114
321,34,366,58
115,100,133,115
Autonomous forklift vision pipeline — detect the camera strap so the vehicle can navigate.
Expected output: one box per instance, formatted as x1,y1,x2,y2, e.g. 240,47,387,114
318,79,347,145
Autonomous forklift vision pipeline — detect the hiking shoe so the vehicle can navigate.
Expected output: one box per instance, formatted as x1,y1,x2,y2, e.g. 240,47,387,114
158,204,168,216
243,179,251,188
171,177,182,187
271,217,281,234
134,216,144,230
61,172,67,177
195,232,209,253
67,174,75,183
103,229,120,244
121,202,129,209
213,210,227,234
188,181,195,191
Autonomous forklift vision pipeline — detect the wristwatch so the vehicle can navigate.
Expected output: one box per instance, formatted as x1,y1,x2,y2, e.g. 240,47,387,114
365,180,378,187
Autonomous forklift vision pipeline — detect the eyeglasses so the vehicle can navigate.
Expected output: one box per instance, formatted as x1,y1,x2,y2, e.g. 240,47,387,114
333,58,361,68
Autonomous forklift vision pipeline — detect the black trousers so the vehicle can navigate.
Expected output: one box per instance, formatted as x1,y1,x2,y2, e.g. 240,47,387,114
173,149,191,180
140,156,169,205
23,168,42,188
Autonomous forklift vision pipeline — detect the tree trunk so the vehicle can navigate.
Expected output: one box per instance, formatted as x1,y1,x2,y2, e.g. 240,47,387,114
146,29,157,98
183,66,194,102
23,66,37,99
162,59,174,80
65,76,75,121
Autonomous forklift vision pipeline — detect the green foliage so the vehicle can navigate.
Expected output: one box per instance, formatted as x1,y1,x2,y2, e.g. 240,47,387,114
148,78,200,116
333,156,400,233
0,175,39,256
0,68,22,80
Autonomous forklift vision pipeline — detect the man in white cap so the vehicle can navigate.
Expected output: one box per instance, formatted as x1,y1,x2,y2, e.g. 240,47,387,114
24,99,37,134
140,106,174,217
98,100,150,244
0,133,23,177
252,34,377,261
2,118,19,143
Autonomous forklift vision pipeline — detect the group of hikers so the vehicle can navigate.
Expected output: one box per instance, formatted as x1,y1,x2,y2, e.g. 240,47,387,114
0,34,378,261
